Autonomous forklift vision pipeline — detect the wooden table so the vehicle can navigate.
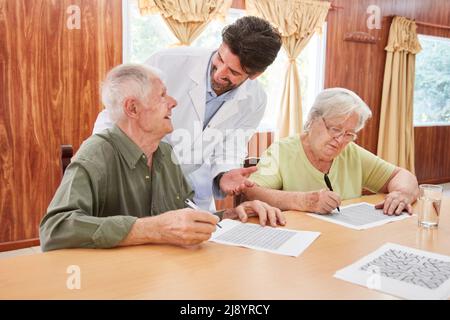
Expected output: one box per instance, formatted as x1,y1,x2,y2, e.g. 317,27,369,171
0,194,449,299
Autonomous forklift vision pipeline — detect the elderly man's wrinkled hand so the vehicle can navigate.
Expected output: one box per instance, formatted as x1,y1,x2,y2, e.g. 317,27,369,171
225,200,286,227
156,208,220,246
307,189,341,214
375,191,414,215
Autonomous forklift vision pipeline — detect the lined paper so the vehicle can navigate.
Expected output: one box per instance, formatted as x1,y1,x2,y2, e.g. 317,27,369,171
209,219,320,257
307,202,411,230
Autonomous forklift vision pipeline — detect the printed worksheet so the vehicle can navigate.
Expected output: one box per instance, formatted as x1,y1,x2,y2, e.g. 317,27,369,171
209,219,320,257
307,202,411,230
334,243,450,299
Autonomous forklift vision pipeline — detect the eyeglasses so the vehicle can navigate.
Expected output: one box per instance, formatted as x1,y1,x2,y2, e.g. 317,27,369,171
321,117,358,142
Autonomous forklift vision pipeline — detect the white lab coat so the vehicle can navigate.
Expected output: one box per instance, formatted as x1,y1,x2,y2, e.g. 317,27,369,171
93,47,266,210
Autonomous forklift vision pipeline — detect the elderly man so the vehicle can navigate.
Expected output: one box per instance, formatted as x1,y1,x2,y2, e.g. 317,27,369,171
40,64,285,252
245,88,419,215
93,16,283,211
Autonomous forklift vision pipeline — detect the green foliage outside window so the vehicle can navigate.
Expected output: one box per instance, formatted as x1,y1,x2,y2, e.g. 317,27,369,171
414,35,450,125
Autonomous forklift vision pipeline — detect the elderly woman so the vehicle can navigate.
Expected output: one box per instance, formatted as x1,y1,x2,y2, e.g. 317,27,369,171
245,88,419,215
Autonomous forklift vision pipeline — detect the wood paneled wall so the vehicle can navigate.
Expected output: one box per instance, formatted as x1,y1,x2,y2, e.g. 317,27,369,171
414,126,450,183
0,0,122,247
325,0,450,182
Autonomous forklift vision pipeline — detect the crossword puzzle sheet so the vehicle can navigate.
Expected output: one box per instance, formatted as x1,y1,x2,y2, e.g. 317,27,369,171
307,202,410,230
209,219,320,257
334,243,450,299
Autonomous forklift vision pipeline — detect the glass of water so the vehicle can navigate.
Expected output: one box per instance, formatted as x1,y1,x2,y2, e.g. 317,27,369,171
417,184,443,228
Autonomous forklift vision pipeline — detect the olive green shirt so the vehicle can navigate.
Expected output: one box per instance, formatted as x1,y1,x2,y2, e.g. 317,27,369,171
40,125,194,251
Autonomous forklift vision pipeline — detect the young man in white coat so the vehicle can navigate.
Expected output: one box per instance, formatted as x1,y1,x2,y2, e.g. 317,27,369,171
93,16,282,211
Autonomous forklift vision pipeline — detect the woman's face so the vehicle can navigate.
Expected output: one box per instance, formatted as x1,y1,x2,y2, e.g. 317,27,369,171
308,112,360,161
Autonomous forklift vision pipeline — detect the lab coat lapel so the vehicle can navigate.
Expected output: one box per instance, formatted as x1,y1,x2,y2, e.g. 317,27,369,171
206,82,249,129
187,51,211,123
188,82,206,123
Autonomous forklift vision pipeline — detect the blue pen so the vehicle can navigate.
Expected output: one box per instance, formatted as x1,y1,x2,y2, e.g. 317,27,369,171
184,199,222,228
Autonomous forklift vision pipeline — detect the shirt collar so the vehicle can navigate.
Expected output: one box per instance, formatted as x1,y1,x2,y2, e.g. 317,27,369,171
206,52,217,98
109,125,164,169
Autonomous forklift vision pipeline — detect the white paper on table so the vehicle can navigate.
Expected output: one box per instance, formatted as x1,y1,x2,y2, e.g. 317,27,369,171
209,219,320,257
334,243,450,300
307,202,411,230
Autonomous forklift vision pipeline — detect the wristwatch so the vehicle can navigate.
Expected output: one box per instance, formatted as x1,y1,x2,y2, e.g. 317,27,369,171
214,171,226,186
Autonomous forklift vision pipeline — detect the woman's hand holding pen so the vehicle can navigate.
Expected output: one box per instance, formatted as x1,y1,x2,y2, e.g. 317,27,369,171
304,189,341,214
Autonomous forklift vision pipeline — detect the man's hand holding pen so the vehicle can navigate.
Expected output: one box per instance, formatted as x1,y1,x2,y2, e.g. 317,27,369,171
185,199,223,228
146,208,220,246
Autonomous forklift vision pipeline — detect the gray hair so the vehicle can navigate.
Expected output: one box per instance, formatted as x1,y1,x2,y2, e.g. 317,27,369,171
101,64,163,122
304,88,372,132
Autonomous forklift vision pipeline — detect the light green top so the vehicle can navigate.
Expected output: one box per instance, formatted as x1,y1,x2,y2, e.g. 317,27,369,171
249,135,396,200
40,125,194,251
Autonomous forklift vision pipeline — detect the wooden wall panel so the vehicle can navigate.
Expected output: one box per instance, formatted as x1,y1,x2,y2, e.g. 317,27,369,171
231,0,245,10
0,0,122,246
325,0,450,182
326,0,387,153
414,126,450,184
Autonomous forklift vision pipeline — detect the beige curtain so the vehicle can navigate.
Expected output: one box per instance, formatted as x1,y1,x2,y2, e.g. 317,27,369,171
247,0,330,137
138,0,232,45
377,16,421,173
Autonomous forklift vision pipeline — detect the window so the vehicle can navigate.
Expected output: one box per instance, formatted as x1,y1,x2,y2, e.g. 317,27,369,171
123,0,326,131
123,0,177,63
414,34,450,126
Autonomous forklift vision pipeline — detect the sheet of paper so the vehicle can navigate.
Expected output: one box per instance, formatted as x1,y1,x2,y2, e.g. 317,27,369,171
209,219,320,257
307,202,410,230
334,243,450,300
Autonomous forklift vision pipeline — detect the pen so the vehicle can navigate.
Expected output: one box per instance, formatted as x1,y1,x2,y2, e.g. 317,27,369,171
184,199,222,228
324,173,340,213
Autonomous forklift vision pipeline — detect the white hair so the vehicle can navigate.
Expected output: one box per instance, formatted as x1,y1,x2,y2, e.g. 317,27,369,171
304,88,372,132
101,64,164,122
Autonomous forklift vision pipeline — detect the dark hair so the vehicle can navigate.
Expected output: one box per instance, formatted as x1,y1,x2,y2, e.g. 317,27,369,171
222,16,282,75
